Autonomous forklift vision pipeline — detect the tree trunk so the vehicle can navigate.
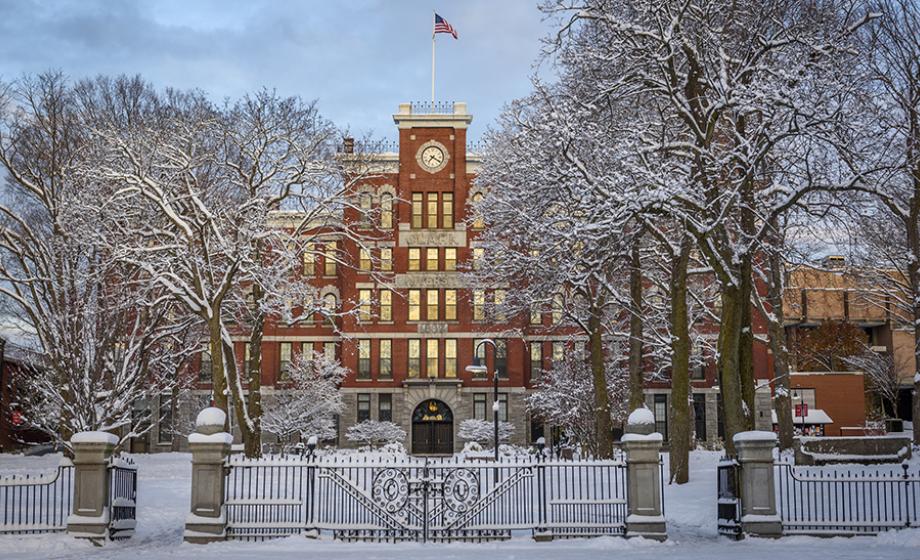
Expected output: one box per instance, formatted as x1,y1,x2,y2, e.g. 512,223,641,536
588,302,613,458
169,383,181,452
628,241,645,411
222,335,257,452
766,234,794,451
245,291,265,458
739,252,755,431
669,238,692,484
717,284,747,456
208,314,228,429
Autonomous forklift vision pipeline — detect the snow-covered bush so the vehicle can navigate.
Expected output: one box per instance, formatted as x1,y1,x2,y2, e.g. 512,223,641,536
457,419,515,445
345,420,406,448
262,352,346,443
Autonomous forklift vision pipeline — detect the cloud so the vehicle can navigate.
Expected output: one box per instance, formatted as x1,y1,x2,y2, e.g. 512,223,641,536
0,0,551,140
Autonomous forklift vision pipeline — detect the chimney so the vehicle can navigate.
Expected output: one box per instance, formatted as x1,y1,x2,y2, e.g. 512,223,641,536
343,137,355,154
823,255,845,269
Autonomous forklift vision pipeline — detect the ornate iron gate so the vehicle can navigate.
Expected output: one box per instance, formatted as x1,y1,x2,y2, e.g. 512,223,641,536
225,455,628,542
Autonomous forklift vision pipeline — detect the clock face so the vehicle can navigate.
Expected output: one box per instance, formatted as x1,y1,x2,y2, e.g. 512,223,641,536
421,146,445,169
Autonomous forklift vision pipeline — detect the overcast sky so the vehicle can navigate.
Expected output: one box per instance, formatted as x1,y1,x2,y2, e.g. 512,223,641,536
0,0,552,142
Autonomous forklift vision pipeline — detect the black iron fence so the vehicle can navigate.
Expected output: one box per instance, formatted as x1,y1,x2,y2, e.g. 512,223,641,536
107,457,137,540
0,461,74,534
777,461,919,535
224,454,632,542
716,458,741,538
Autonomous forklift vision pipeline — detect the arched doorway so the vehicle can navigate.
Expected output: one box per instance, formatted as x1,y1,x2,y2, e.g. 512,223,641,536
411,399,454,455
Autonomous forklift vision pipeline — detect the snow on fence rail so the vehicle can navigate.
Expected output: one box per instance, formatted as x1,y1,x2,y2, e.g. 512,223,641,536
0,459,74,534
776,461,920,535
223,454,631,542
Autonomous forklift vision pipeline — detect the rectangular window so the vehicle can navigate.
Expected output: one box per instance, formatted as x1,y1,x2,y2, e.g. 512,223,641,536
427,192,438,228
473,394,487,420
199,349,212,382
243,342,252,376
408,339,421,378
497,393,509,422
359,193,372,227
324,341,336,362
529,342,543,383
426,247,439,271
408,248,421,271
654,394,668,440
530,304,542,325
552,294,564,323
552,341,565,366
303,246,315,275
379,290,392,321
442,193,454,229
359,248,372,271
473,339,487,373
380,194,393,229
357,393,371,423
691,341,706,380
324,241,337,275
408,289,421,321
444,289,457,321
158,394,173,444
411,193,423,228
494,290,506,321
791,388,817,410
495,339,507,378
426,289,439,321
445,339,457,377
280,342,292,380
426,339,439,378
444,248,457,271
378,393,392,422
473,247,484,270
473,290,485,321
357,339,371,379
379,340,392,378
693,394,707,441
358,289,372,321
380,247,393,271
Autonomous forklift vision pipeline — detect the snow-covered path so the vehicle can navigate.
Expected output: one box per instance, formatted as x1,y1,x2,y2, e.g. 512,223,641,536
2,450,919,559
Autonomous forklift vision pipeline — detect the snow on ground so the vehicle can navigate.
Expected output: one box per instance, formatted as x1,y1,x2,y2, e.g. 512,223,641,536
2,450,920,559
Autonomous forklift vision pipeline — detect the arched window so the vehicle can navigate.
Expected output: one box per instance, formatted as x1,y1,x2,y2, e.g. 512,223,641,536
324,292,338,311
380,193,393,229
359,193,372,226
471,192,485,229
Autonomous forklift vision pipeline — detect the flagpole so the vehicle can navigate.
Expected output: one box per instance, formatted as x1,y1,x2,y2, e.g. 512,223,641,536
431,11,436,104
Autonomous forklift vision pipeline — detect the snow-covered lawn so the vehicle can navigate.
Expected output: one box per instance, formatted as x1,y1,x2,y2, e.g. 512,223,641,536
2,450,920,559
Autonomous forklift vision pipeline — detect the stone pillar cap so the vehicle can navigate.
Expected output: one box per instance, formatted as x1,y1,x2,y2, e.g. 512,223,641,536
71,431,119,446
733,430,777,444
196,407,227,436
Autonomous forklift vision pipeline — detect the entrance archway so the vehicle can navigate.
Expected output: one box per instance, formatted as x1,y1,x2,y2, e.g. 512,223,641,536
411,399,454,455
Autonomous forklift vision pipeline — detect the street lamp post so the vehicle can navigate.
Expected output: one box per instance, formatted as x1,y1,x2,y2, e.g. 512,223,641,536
466,338,500,461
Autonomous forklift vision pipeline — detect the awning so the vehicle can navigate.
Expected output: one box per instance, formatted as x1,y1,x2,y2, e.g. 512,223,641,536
771,409,833,425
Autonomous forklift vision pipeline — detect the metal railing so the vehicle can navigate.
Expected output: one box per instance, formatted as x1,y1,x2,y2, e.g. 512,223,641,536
777,461,919,535
716,458,741,538
0,460,74,534
410,101,457,114
108,456,138,540
224,454,631,542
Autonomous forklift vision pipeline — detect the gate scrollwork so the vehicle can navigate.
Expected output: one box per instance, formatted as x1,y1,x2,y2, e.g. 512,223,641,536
442,468,480,513
372,468,410,513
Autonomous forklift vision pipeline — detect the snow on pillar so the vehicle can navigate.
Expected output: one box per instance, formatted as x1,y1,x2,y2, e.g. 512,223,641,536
622,407,667,541
733,431,782,538
67,431,118,541
184,407,232,544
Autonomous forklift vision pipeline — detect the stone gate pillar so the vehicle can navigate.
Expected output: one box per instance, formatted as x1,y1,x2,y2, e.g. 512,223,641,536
622,409,667,541
67,431,118,541
184,407,232,544
734,431,782,538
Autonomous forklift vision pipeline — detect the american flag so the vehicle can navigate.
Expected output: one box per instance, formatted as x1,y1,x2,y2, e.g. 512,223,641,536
434,13,458,39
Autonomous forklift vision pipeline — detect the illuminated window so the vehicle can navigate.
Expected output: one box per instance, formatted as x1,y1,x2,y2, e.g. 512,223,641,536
442,193,453,229
552,341,564,365
323,293,337,316
427,192,438,228
471,192,485,229
444,289,457,321
494,290,506,322
426,289,439,321
379,340,392,378
380,247,393,271
473,290,485,321
411,193,423,228
280,342,292,380
530,304,541,325
426,339,439,377
408,339,421,377
426,247,438,271
358,289,372,321
445,339,457,377
529,342,543,382
495,339,507,378
552,293,564,323
444,248,457,271
199,349,212,382
473,247,484,270
359,193,372,226
303,245,315,275
380,193,393,229
357,339,371,379
359,247,371,271
379,290,392,321
408,290,421,321
324,341,336,362
409,248,421,271
324,241,337,275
